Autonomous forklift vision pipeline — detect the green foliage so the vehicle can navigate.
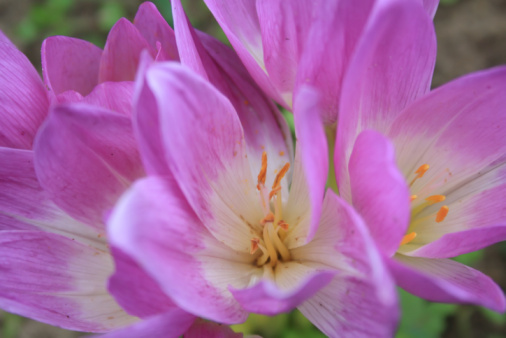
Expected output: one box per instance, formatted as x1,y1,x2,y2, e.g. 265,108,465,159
1,313,23,338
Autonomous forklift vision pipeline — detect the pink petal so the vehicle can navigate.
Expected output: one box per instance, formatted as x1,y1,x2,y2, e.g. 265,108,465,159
294,0,375,124
140,62,263,251
99,18,154,83
389,254,506,312
0,37,49,149
348,130,410,256
0,230,136,332
133,2,179,61
108,176,250,324
184,319,242,338
82,81,134,116
34,103,144,226
203,0,286,105
95,310,196,338
336,0,436,198
422,0,439,18
41,36,102,96
295,191,399,337
230,264,334,315
108,247,179,319
256,0,317,105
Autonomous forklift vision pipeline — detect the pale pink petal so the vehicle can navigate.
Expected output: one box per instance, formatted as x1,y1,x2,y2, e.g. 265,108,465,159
108,247,179,319
184,319,242,338
283,86,327,243
41,36,102,96
141,62,263,251
82,81,134,116
0,230,136,332
348,130,410,256
294,0,375,124
133,2,179,61
230,264,334,315
99,18,153,83
336,0,436,199
34,104,144,226
95,310,195,338
108,176,251,324
256,0,317,105
423,0,439,18
0,38,48,149
389,254,505,312
295,191,399,337
203,0,286,105
0,147,104,244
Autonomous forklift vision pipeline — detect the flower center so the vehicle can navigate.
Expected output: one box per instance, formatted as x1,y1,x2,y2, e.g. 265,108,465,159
400,164,451,246
250,151,291,267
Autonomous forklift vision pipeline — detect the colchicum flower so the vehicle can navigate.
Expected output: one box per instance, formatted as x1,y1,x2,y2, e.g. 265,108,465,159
332,0,506,311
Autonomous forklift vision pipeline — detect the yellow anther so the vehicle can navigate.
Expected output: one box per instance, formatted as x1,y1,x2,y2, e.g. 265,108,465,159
400,232,417,245
257,151,267,190
410,195,418,202
425,195,446,205
436,206,449,223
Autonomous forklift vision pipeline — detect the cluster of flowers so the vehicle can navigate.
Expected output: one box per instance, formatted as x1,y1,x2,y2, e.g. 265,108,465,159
0,0,505,337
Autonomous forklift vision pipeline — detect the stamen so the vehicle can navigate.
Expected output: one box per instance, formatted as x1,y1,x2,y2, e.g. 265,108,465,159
272,163,290,191
425,195,446,205
400,232,417,245
250,238,260,254
257,151,268,190
436,206,449,223
260,212,274,225
409,164,430,186
277,220,289,231
263,223,278,266
410,195,418,202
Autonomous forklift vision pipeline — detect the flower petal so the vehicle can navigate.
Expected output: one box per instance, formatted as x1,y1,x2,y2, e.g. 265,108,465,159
422,0,439,18
336,0,436,198
140,62,263,251
108,176,250,324
34,103,144,226
0,36,48,149
98,18,153,83
133,2,179,61
41,36,102,96
230,264,334,315
294,0,374,124
107,247,179,319
94,310,195,338
348,130,410,256
0,230,136,332
184,319,242,338
82,81,134,116
295,191,399,337
389,254,506,312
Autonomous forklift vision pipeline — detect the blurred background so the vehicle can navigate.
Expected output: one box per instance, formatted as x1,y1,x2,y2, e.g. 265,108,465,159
0,0,505,337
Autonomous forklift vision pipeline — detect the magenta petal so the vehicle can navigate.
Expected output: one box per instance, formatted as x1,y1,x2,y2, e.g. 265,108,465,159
295,0,374,124
407,225,506,258
0,230,135,332
348,130,410,256
133,2,179,61
231,269,334,315
108,176,248,324
336,0,436,196
82,81,134,116
292,86,327,242
99,18,153,83
0,37,48,149
34,103,143,226
96,310,196,338
184,319,242,338
41,36,102,96
108,247,178,319
423,0,439,18
389,254,506,312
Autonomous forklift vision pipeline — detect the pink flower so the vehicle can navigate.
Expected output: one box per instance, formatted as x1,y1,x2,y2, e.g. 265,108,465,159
201,0,438,123
332,0,506,311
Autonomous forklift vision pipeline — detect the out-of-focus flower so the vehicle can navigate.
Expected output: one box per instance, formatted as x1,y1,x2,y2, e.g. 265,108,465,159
333,0,506,311
201,0,438,123
108,55,398,337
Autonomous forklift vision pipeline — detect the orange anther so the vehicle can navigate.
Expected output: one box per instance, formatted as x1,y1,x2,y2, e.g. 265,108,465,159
436,206,449,223
415,164,430,177
257,151,268,189
272,162,290,190
268,186,281,200
400,232,417,246
260,213,274,225
410,195,418,202
425,195,446,205
250,238,260,254
278,220,289,231
279,151,285,156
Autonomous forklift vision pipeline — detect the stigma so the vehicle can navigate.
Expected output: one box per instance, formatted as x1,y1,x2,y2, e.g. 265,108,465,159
250,152,291,267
